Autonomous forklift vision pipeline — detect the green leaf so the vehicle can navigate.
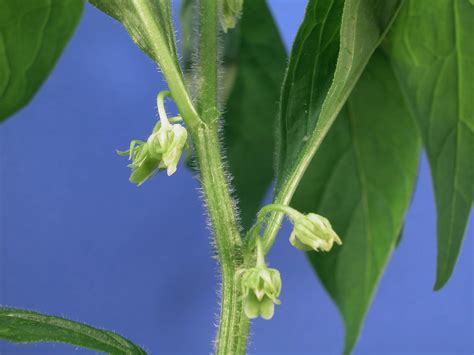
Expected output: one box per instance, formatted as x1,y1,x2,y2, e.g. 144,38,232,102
267,5,405,349
0,0,83,122
384,0,474,290
293,51,420,354
276,0,404,193
222,0,287,229
0,307,146,354
180,0,287,229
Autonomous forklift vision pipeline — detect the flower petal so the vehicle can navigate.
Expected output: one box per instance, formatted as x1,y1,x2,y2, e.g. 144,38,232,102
259,296,275,320
243,293,260,319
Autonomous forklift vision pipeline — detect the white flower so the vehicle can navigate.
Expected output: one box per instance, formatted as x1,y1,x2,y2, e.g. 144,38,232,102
153,123,188,176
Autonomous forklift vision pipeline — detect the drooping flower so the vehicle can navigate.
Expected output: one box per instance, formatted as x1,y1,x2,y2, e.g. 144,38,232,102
153,123,188,176
117,90,188,186
240,264,282,320
289,213,342,252
239,237,282,320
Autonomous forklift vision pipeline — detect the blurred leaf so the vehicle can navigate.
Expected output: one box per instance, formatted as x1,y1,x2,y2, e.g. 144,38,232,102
293,51,420,353
180,0,195,72
385,0,474,290
181,0,287,229
276,0,403,192
0,0,83,121
0,307,146,354
223,0,287,229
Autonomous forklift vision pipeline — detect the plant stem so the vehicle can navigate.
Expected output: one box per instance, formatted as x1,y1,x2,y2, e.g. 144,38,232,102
192,126,248,355
132,0,201,130
193,1,249,354
235,316,250,355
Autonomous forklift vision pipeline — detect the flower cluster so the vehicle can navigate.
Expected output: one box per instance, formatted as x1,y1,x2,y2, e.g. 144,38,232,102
239,206,342,321
117,91,188,186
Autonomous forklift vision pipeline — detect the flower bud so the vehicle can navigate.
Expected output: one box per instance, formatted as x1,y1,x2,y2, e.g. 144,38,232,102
220,0,243,32
289,213,342,252
240,265,281,320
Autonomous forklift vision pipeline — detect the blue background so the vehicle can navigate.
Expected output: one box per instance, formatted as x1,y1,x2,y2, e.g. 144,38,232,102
0,1,472,354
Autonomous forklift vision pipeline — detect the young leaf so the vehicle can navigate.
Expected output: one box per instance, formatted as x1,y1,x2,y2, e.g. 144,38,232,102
384,0,474,290
0,0,83,122
271,0,407,350
0,307,146,354
180,0,287,229
222,0,287,229
275,0,403,193
292,51,420,353
261,0,403,255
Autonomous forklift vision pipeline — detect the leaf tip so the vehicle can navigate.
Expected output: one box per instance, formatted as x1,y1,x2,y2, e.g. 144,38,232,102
433,270,452,291
340,315,365,355
433,240,462,291
342,334,358,355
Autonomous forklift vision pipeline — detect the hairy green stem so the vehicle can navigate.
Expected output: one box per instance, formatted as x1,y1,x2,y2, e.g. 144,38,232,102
192,125,248,355
235,316,250,355
193,1,249,354
130,0,201,129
